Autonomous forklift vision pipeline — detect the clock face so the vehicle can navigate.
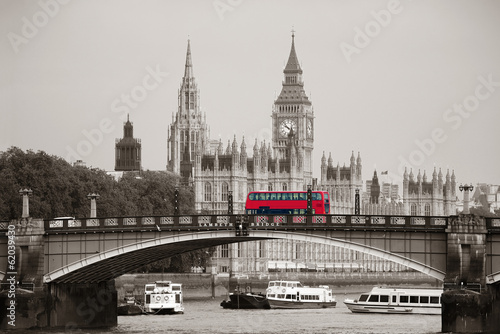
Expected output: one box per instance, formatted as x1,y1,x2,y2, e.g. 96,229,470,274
307,120,313,137
279,119,296,137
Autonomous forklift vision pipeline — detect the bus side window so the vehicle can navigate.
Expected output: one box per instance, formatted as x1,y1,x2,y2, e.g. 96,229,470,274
270,193,276,200
276,193,282,200
249,193,254,200
259,193,265,200
265,193,270,200
292,193,298,200
299,193,306,200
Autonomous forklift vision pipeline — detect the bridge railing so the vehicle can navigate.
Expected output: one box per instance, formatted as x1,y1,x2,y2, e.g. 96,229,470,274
42,214,450,233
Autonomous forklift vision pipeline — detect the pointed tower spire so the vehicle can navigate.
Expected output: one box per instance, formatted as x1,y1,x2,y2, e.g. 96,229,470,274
284,28,302,75
184,39,193,78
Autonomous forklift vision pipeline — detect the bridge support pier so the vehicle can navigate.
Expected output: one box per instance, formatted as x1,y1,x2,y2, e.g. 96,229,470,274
47,281,117,329
442,214,496,333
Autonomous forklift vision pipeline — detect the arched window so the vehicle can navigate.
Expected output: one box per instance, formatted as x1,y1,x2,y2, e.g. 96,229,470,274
282,183,288,191
268,183,273,191
410,203,417,216
221,182,229,202
424,203,431,216
204,183,212,202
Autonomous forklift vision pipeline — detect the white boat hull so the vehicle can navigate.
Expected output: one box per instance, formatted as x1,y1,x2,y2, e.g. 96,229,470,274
344,299,440,315
269,299,337,309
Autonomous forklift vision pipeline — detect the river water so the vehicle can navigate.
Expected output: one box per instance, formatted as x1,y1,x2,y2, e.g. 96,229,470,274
34,288,442,334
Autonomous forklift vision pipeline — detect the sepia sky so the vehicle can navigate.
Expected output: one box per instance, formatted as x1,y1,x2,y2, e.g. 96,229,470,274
1,0,500,192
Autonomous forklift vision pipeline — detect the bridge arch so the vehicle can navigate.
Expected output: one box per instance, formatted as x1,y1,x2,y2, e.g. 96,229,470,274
44,230,445,284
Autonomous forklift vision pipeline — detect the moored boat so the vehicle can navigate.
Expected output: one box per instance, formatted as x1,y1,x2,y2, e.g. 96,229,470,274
143,281,184,314
220,286,270,309
343,286,442,315
265,280,336,309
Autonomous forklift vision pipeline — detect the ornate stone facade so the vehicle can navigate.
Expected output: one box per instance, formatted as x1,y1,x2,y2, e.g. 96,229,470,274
403,167,457,216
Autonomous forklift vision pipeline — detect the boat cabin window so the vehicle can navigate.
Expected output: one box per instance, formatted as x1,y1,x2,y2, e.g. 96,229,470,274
430,296,440,304
400,296,409,303
172,285,181,291
268,294,276,298
277,294,285,299
420,296,429,303
359,294,369,302
410,296,418,303
368,295,379,302
302,295,319,300
268,282,277,287
286,294,294,299
145,285,155,292
380,295,389,303
392,295,397,303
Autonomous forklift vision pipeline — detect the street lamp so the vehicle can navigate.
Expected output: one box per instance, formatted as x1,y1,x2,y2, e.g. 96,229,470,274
19,188,33,218
307,184,312,214
174,187,179,215
228,190,233,215
355,189,360,215
459,184,474,214
87,193,100,218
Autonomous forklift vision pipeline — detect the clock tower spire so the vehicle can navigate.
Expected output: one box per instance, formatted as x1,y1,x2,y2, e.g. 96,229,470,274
272,31,314,186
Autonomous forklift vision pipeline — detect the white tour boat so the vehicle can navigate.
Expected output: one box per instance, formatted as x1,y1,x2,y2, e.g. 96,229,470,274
143,281,184,314
266,280,336,309
344,286,442,315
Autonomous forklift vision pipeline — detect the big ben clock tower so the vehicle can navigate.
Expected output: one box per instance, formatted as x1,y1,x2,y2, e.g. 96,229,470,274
272,31,314,184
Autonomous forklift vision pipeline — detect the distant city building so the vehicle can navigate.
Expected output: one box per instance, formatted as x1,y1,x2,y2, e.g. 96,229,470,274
370,170,380,204
364,170,404,215
73,159,86,167
472,184,500,213
115,115,142,172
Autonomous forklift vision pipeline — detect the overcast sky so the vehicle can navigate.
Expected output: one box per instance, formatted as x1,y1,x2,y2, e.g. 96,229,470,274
1,0,499,192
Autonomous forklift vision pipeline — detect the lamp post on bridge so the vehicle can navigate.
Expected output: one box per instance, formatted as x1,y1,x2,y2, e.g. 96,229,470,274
174,186,179,216
19,188,33,218
459,184,474,214
307,184,312,215
228,190,233,215
87,193,100,218
355,188,360,215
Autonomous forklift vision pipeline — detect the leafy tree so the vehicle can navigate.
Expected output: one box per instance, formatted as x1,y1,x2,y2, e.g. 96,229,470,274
0,146,213,272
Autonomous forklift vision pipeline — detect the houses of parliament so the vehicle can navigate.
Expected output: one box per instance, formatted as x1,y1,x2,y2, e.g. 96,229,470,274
114,33,457,275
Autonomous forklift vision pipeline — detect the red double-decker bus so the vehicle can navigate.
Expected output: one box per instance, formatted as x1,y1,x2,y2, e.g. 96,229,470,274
245,191,330,214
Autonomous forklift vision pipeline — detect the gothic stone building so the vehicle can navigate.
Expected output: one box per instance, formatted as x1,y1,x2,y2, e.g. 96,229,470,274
167,36,363,215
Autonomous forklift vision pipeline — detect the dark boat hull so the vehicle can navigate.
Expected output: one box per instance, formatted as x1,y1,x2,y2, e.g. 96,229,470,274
117,304,144,315
221,293,270,309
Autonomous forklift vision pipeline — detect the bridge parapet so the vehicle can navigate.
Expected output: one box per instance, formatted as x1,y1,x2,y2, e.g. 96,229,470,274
43,214,451,234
